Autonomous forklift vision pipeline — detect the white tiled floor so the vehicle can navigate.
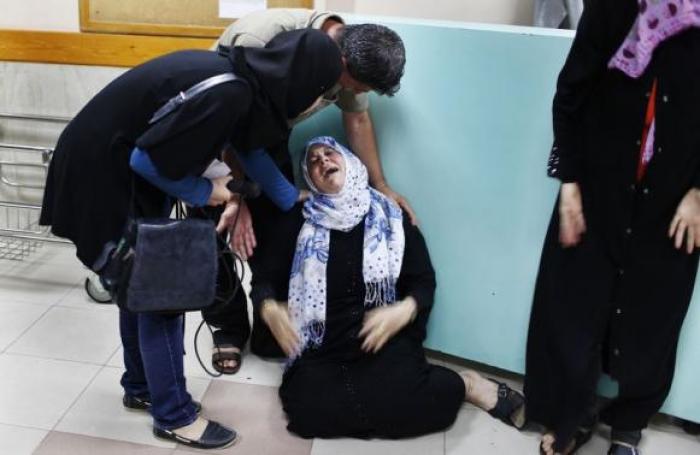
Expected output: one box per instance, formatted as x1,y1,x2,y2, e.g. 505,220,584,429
311,432,444,455
7,305,120,364
181,311,285,387
0,301,50,351
446,406,542,454
0,244,699,454
0,424,48,455
0,273,74,306
0,354,100,430
55,366,210,449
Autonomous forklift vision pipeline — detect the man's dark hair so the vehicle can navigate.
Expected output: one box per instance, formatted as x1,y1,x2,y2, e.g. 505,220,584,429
338,24,406,96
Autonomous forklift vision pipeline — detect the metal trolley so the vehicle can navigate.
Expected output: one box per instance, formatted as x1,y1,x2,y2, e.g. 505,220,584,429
0,112,111,302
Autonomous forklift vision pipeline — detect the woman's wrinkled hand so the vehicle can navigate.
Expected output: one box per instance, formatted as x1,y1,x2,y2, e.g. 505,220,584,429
558,182,586,248
216,198,256,260
669,188,700,254
376,182,418,226
260,300,300,357
359,298,417,353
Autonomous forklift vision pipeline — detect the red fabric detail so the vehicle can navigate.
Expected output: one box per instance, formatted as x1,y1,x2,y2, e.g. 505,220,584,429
637,79,658,181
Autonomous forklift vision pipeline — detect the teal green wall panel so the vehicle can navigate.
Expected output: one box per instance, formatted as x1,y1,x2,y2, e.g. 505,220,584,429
288,18,700,423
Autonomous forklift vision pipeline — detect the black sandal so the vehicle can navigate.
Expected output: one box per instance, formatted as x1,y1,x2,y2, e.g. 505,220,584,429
539,426,595,455
211,344,242,375
487,379,526,430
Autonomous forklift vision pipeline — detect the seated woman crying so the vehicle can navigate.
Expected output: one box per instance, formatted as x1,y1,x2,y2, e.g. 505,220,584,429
250,136,527,438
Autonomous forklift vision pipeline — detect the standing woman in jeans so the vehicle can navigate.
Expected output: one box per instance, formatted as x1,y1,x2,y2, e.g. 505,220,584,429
39,29,341,450
525,1,700,454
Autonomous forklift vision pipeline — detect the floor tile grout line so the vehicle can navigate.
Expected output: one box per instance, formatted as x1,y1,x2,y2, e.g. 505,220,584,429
0,421,51,432
0,298,57,351
53,299,119,313
50,363,107,432
2,350,116,368
1,304,55,354
0,298,59,308
31,432,175,455
53,281,84,306
29,431,51,455
0,422,52,455
0,284,77,309
103,345,122,368
1,298,121,361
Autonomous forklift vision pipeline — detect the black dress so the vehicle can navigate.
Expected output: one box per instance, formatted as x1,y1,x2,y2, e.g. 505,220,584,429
250,205,465,438
524,0,700,449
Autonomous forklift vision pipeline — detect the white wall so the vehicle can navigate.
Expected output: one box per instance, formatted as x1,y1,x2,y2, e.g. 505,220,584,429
0,0,534,31
324,0,535,26
0,0,79,31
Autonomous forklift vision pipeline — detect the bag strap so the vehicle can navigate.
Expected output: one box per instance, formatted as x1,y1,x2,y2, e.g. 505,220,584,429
148,73,239,125
131,72,240,220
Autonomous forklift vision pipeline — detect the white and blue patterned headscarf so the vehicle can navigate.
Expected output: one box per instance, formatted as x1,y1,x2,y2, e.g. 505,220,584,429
288,136,405,359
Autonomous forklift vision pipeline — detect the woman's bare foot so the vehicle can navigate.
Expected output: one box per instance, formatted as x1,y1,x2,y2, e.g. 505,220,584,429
541,433,556,455
460,370,525,429
541,432,576,455
460,370,498,410
212,346,241,371
172,416,209,440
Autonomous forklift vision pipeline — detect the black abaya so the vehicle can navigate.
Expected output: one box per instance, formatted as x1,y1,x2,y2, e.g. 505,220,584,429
251,205,465,438
524,0,700,449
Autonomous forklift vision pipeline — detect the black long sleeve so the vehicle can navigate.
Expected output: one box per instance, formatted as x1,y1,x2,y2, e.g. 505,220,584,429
548,0,635,182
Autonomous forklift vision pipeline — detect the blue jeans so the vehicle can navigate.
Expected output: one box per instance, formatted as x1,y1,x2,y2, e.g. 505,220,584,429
119,308,198,430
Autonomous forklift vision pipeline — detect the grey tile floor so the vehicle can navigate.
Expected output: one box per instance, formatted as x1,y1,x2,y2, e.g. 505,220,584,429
0,244,698,454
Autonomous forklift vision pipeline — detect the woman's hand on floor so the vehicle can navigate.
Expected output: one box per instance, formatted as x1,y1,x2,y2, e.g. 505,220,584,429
558,182,586,248
260,300,300,357
669,188,700,254
359,298,417,353
216,198,257,260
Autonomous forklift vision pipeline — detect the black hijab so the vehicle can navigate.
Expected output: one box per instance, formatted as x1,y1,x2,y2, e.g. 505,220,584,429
136,29,343,180
228,28,343,152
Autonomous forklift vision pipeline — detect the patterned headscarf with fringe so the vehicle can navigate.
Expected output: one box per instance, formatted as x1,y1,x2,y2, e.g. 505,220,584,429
287,136,404,360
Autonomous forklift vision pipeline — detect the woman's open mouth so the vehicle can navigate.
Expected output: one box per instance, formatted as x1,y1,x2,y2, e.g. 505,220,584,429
323,167,339,178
